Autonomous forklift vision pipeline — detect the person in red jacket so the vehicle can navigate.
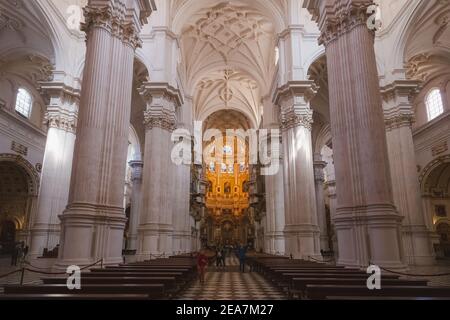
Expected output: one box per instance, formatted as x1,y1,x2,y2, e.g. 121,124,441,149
197,250,208,284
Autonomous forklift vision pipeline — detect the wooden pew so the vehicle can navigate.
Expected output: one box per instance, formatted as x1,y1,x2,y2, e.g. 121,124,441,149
87,269,193,288
3,284,165,299
42,276,179,294
290,278,428,299
0,294,152,300
305,285,450,300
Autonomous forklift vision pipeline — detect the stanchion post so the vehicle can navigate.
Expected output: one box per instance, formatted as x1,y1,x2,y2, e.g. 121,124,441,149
20,267,25,286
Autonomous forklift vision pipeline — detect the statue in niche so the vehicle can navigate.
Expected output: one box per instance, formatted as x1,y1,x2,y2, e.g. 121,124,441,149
224,182,231,194
208,181,213,193
242,181,249,192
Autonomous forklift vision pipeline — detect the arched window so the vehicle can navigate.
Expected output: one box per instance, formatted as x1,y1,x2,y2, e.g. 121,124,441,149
426,89,444,121
15,88,33,118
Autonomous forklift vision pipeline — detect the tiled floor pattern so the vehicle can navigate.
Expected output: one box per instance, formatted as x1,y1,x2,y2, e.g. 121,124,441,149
177,256,287,300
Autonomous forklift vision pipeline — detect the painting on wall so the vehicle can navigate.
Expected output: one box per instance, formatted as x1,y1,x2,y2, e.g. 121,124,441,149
435,205,447,218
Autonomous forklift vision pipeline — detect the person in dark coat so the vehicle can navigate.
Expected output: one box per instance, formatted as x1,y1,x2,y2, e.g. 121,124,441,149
10,243,18,266
238,244,247,273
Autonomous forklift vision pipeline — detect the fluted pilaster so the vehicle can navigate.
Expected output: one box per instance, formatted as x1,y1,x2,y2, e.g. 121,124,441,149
273,81,321,259
314,153,329,252
382,80,435,265
137,82,183,259
30,83,79,258
127,160,143,251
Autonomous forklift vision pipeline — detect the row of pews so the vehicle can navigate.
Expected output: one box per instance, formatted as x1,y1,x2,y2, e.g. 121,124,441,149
247,255,450,300
0,256,197,300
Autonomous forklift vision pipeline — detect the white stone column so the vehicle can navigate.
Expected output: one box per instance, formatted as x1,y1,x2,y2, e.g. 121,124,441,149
382,80,435,265
127,160,143,251
172,155,192,255
264,164,286,255
274,81,321,259
261,97,286,255
172,96,193,255
314,153,329,252
30,85,78,258
57,0,155,268
137,83,183,259
305,0,405,269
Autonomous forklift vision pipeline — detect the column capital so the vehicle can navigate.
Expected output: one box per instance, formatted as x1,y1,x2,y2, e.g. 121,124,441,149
273,81,317,131
39,82,80,133
381,80,422,102
139,82,183,132
381,80,421,131
325,180,337,198
304,0,375,46
81,0,156,49
129,160,144,182
313,154,327,183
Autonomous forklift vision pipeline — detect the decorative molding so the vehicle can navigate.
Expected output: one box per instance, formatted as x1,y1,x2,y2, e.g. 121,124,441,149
273,81,318,131
280,107,314,131
381,80,422,103
381,80,422,131
304,0,375,46
182,2,273,61
432,142,449,157
314,163,327,183
384,110,415,131
419,154,450,187
273,81,318,106
44,107,78,133
81,4,146,49
11,140,27,156
434,8,450,48
0,10,23,32
405,53,450,82
129,160,144,182
0,153,40,196
139,82,183,132
39,82,80,133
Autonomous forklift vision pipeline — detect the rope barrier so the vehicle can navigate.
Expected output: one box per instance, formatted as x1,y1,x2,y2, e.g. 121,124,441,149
0,259,104,280
374,264,450,278
0,269,22,279
22,261,55,270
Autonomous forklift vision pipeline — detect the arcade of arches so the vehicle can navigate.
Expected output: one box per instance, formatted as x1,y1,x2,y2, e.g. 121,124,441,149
0,0,450,275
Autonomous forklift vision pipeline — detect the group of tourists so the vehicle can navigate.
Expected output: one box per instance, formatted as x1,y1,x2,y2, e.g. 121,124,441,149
195,243,249,284
215,247,227,268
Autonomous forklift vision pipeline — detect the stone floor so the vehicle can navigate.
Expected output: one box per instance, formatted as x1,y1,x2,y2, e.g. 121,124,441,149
176,255,287,300
0,256,44,293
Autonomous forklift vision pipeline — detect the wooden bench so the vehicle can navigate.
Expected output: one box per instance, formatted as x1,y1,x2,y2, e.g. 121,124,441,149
42,276,180,294
305,285,450,300
326,296,450,300
0,294,151,300
3,284,165,299
290,278,428,299
81,272,191,289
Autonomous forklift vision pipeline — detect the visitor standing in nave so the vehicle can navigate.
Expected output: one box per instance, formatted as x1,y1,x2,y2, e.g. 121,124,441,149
197,250,208,284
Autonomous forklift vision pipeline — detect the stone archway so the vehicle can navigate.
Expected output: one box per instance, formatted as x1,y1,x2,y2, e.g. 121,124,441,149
419,155,450,258
0,154,40,247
